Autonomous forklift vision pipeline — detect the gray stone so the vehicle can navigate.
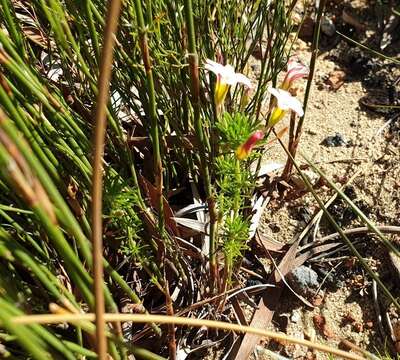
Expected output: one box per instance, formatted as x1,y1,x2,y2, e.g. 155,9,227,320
321,17,336,37
321,132,348,147
287,265,319,297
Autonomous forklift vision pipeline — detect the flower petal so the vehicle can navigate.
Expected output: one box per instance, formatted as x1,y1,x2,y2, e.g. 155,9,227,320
267,87,282,100
220,64,237,84
287,59,308,73
286,96,304,116
204,59,226,76
232,73,252,88
204,59,252,87
268,87,304,116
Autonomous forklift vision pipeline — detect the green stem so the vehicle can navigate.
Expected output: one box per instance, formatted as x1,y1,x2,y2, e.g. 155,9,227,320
183,0,218,289
233,159,241,216
130,0,165,238
84,0,100,62
0,0,26,59
294,0,325,140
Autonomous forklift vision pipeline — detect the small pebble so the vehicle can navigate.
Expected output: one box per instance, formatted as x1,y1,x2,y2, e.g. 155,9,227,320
291,310,301,323
321,17,336,36
321,132,348,147
287,266,319,298
353,323,363,332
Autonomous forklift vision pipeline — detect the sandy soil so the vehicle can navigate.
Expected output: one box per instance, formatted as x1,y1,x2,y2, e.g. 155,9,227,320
248,3,400,359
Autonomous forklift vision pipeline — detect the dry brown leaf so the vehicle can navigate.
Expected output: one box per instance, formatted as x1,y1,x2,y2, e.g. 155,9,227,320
23,27,48,47
293,242,341,268
255,231,286,252
233,239,300,360
139,175,180,236
231,297,249,326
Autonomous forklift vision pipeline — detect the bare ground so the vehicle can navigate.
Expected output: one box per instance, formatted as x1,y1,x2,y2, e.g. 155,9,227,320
251,6,400,360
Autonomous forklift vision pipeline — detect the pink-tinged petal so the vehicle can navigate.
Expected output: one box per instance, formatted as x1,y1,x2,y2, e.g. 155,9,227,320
287,65,309,80
283,59,309,87
287,58,304,72
287,71,309,84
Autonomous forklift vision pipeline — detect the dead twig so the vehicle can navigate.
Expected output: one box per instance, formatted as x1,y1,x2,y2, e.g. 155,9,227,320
315,225,400,243
291,168,363,247
372,114,400,139
11,313,367,360
91,0,122,358
233,238,301,359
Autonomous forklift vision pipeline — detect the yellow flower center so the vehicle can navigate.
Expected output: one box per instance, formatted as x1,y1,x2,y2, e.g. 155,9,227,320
214,79,230,108
268,107,286,128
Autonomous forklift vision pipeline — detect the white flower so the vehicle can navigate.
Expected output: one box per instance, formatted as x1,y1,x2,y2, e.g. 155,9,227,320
268,87,304,117
205,59,252,88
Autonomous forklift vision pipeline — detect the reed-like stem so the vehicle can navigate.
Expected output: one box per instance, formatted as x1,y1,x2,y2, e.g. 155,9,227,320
91,0,122,358
165,282,177,360
0,0,26,59
131,0,165,238
183,0,218,290
281,111,296,180
84,0,100,62
294,0,325,140
0,1,313,356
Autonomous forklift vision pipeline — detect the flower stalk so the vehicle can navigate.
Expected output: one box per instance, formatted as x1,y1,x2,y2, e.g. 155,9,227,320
283,0,326,179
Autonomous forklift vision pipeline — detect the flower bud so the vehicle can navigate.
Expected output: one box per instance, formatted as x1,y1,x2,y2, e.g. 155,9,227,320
281,59,309,90
236,130,264,160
